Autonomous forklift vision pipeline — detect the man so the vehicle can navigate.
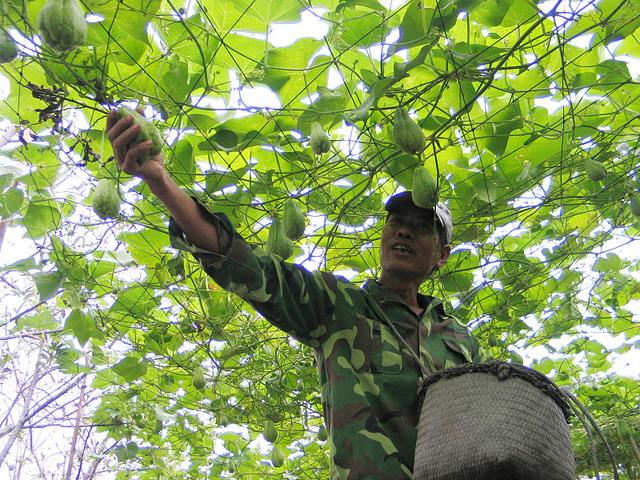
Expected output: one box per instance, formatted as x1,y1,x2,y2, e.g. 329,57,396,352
107,110,481,479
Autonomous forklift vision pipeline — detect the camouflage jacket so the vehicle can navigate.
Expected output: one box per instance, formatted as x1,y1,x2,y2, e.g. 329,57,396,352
169,203,482,479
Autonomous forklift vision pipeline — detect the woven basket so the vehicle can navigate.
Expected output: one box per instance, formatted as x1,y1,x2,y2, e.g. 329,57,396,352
413,361,576,480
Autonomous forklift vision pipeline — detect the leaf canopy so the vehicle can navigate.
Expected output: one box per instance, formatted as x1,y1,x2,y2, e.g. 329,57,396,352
0,0,639,478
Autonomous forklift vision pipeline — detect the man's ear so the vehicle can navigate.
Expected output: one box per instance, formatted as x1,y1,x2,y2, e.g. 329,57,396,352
435,244,451,268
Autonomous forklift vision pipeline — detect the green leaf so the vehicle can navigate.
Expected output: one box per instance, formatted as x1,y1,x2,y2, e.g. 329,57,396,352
15,309,58,331
333,8,386,49
598,0,640,42
260,39,323,94
110,286,158,318
594,254,622,273
393,0,445,51
32,271,63,302
0,257,37,273
54,343,87,374
205,166,249,193
595,60,631,92
119,229,170,267
170,139,195,186
0,188,24,217
480,101,523,157
64,309,103,346
337,0,386,12
298,87,349,133
112,356,148,382
21,202,62,239
114,441,139,462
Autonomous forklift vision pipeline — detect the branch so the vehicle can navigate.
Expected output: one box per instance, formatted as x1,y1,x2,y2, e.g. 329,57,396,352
82,438,109,480
64,376,87,480
0,329,65,341
0,373,87,438
0,218,8,257
0,340,46,466
0,300,50,328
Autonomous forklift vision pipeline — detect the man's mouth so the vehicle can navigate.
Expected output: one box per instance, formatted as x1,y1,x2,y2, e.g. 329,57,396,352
391,244,414,255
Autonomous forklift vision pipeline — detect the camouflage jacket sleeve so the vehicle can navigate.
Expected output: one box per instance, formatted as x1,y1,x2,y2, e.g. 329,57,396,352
168,200,337,347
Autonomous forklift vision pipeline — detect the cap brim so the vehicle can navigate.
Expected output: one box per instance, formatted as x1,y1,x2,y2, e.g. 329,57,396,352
385,191,433,214
384,191,453,244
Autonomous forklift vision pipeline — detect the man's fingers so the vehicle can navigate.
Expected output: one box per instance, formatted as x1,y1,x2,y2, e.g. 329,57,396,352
107,113,134,143
105,110,118,131
127,140,153,161
121,140,153,173
111,123,140,156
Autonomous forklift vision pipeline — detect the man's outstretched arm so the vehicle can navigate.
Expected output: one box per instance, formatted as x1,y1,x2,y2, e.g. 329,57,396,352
106,109,221,253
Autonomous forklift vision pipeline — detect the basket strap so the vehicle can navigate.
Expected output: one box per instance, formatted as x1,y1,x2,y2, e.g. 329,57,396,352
364,292,429,390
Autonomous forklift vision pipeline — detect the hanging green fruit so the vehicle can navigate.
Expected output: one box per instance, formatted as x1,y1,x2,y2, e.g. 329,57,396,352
584,158,607,182
91,179,120,220
310,121,331,155
616,418,633,441
192,370,206,390
266,216,294,260
38,0,87,52
487,332,498,347
0,29,18,63
270,445,285,467
262,421,278,443
630,194,640,217
393,108,426,155
218,414,229,427
283,199,306,241
317,425,329,442
411,167,438,209
115,106,163,163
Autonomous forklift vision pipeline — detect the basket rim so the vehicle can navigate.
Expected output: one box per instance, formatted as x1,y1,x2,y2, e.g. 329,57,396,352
420,361,573,422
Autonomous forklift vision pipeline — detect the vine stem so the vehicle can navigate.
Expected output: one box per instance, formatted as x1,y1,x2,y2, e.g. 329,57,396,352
0,180,17,256
629,436,640,465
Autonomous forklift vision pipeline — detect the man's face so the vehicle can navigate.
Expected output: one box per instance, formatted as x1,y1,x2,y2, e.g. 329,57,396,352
380,204,450,283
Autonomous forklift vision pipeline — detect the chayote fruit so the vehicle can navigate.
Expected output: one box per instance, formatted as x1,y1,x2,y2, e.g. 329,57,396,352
262,421,278,443
317,425,329,442
393,108,426,155
266,215,294,260
584,158,607,182
630,194,640,217
91,179,120,219
411,166,438,210
192,370,206,390
617,419,633,441
270,445,285,467
115,106,163,163
283,199,305,241
310,121,330,155
0,30,18,64
38,0,87,52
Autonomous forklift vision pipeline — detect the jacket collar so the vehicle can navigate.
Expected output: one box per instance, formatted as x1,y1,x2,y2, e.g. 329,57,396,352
363,279,443,314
